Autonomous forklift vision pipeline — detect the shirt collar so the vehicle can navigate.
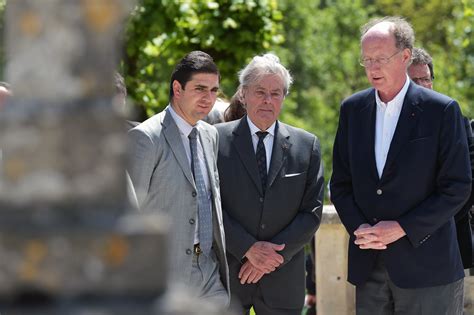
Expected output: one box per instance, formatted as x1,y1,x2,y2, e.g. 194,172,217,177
375,74,410,109
168,104,197,137
247,116,276,137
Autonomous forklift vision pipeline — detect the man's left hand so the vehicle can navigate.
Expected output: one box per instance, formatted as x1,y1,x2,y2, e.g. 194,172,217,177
238,260,265,284
354,220,406,249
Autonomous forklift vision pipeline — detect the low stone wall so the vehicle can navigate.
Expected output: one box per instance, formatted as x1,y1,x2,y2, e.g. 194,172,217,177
316,205,474,315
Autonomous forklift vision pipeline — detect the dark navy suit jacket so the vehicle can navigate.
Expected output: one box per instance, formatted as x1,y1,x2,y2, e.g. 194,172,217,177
330,82,471,288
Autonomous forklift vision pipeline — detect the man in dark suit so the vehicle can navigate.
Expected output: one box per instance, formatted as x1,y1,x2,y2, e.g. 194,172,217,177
216,53,324,315
408,47,474,269
331,17,471,314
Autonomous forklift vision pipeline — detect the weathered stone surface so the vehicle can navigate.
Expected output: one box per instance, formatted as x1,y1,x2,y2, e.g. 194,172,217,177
0,214,168,298
5,0,133,102
0,100,128,212
1,0,132,211
316,205,355,315
0,1,177,313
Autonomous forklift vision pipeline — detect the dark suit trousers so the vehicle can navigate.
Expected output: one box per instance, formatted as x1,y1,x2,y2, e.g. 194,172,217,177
356,256,464,315
230,283,302,315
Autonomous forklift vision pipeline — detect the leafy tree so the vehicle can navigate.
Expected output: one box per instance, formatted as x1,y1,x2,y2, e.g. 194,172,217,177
374,0,473,117
273,0,374,189
124,0,284,118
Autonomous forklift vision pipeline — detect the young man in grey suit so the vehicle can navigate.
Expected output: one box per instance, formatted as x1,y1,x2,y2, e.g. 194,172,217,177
128,51,229,306
331,17,471,314
216,53,324,315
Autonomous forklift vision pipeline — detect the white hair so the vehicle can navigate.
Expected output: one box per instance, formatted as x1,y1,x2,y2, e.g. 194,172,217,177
238,53,293,95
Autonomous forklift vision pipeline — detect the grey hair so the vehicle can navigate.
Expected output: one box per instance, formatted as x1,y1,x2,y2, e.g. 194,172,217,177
411,47,434,79
238,53,293,95
361,16,414,51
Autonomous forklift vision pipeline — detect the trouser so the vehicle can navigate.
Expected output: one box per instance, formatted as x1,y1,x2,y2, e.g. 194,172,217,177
356,256,464,315
190,248,229,308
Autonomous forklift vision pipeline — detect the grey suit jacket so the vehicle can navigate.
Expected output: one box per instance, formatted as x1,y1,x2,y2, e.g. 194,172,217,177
216,117,324,309
127,107,229,295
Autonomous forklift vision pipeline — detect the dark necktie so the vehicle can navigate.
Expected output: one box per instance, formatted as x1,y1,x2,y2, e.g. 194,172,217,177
256,131,269,194
188,127,212,254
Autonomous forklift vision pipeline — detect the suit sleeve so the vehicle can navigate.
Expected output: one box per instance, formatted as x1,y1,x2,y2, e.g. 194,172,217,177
270,136,325,264
330,103,369,234
454,117,474,222
398,100,472,247
223,210,258,260
127,128,158,210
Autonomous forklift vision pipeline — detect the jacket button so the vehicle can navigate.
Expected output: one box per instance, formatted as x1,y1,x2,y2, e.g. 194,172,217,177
192,191,197,197
189,218,195,225
186,249,192,255
376,189,382,195
259,197,264,202
261,223,266,229
372,218,378,223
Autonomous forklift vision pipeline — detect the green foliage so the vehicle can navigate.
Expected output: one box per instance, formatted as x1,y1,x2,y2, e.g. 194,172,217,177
124,0,473,196
124,0,283,117
274,0,374,189
374,0,474,117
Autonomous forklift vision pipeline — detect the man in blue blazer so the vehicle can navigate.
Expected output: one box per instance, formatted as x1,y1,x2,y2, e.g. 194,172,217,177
331,17,471,314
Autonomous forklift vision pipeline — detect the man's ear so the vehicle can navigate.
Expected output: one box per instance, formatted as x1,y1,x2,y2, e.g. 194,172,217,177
172,80,182,97
402,48,412,64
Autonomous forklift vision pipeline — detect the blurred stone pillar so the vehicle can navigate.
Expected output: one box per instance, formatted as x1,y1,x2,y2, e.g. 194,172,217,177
316,205,355,315
0,1,169,314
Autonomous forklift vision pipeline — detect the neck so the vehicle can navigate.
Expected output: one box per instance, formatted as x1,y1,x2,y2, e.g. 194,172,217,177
171,102,197,126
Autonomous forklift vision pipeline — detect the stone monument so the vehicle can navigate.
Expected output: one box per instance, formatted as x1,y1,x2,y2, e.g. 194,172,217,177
0,1,168,313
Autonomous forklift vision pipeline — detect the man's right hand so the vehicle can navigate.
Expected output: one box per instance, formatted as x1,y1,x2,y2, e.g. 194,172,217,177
244,241,285,273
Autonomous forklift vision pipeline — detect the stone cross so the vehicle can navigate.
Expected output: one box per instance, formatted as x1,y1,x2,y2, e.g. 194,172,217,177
0,1,169,313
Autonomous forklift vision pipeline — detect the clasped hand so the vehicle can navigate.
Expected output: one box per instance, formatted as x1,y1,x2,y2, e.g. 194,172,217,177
354,221,406,250
238,241,285,284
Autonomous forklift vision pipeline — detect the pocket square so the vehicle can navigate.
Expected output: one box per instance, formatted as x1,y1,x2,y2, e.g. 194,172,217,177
284,172,303,178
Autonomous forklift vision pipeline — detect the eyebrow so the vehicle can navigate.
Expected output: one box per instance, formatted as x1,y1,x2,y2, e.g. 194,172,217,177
195,83,219,89
254,86,283,92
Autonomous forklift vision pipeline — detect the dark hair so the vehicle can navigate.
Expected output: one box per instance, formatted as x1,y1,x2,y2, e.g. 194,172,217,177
224,89,246,122
411,47,434,80
114,72,127,98
169,51,219,101
361,16,414,51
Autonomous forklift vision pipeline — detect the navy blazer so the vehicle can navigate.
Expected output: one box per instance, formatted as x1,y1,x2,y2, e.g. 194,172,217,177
331,82,471,288
456,117,474,269
216,117,324,309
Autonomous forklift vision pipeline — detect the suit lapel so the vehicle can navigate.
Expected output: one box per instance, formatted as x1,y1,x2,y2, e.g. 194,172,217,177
358,90,379,181
267,121,291,188
198,124,215,188
232,117,264,195
381,82,422,179
162,108,195,188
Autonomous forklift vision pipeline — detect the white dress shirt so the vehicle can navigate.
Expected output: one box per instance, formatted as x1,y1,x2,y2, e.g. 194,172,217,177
374,75,410,178
168,105,211,244
247,116,276,173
